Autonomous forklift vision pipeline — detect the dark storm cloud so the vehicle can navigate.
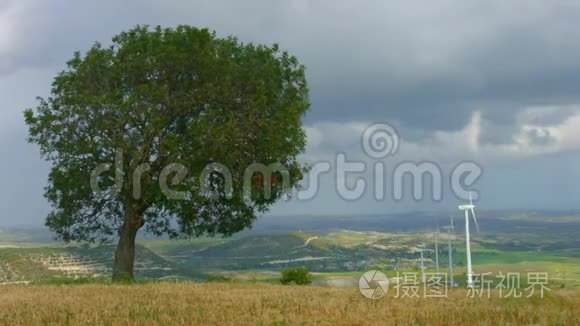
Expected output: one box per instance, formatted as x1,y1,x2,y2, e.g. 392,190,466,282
3,1,580,135
2,0,580,225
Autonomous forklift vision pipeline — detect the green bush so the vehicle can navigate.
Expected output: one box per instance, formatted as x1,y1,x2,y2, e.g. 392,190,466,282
280,268,312,285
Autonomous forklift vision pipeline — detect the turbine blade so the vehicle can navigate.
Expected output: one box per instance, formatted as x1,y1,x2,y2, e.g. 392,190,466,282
470,207,479,232
469,192,473,206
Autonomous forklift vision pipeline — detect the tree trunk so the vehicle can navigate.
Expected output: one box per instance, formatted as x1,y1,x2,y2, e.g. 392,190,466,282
112,206,143,282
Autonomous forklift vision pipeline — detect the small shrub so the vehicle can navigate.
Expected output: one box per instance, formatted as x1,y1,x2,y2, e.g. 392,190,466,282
280,268,312,285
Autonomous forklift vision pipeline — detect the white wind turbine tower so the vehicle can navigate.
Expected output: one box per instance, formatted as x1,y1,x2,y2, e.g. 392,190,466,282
418,242,426,285
458,193,479,288
442,217,455,287
434,225,440,274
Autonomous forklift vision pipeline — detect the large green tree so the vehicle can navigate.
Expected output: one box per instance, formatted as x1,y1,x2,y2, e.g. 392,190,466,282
24,25,309,281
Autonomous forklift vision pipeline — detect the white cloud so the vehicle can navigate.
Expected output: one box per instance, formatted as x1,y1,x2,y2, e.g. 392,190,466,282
0,0,54,74
0,11,14,54
303,105,580,165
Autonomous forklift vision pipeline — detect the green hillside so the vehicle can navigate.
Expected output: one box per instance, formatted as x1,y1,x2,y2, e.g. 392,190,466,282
0,245,193,283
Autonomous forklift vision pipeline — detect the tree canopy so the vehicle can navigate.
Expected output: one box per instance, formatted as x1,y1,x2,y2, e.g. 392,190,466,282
24,25,309,280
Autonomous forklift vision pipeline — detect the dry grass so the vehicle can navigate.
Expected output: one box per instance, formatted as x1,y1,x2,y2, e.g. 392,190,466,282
0,282,578,325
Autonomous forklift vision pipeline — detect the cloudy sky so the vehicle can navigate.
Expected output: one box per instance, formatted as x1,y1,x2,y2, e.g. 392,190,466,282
2,0,580,226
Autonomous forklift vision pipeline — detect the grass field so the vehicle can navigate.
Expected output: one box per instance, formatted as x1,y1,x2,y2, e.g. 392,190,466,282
0,219,578,324
0,282,578,325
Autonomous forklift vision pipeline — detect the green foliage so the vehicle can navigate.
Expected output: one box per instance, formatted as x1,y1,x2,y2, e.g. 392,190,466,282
280,267,312,285
24,25,309,244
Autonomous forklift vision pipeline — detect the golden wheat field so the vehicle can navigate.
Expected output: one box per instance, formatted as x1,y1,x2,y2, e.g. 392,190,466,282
0,282,578,325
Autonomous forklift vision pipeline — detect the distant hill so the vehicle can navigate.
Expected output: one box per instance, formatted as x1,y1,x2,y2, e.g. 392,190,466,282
247,210,580,236
1,211,579,282
2,210,579,244
0,245,195,283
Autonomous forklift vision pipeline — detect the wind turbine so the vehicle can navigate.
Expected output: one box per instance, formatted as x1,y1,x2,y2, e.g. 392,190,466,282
458,193,479,287
418,242,426,285
434,225,440,274
442,217,455,287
